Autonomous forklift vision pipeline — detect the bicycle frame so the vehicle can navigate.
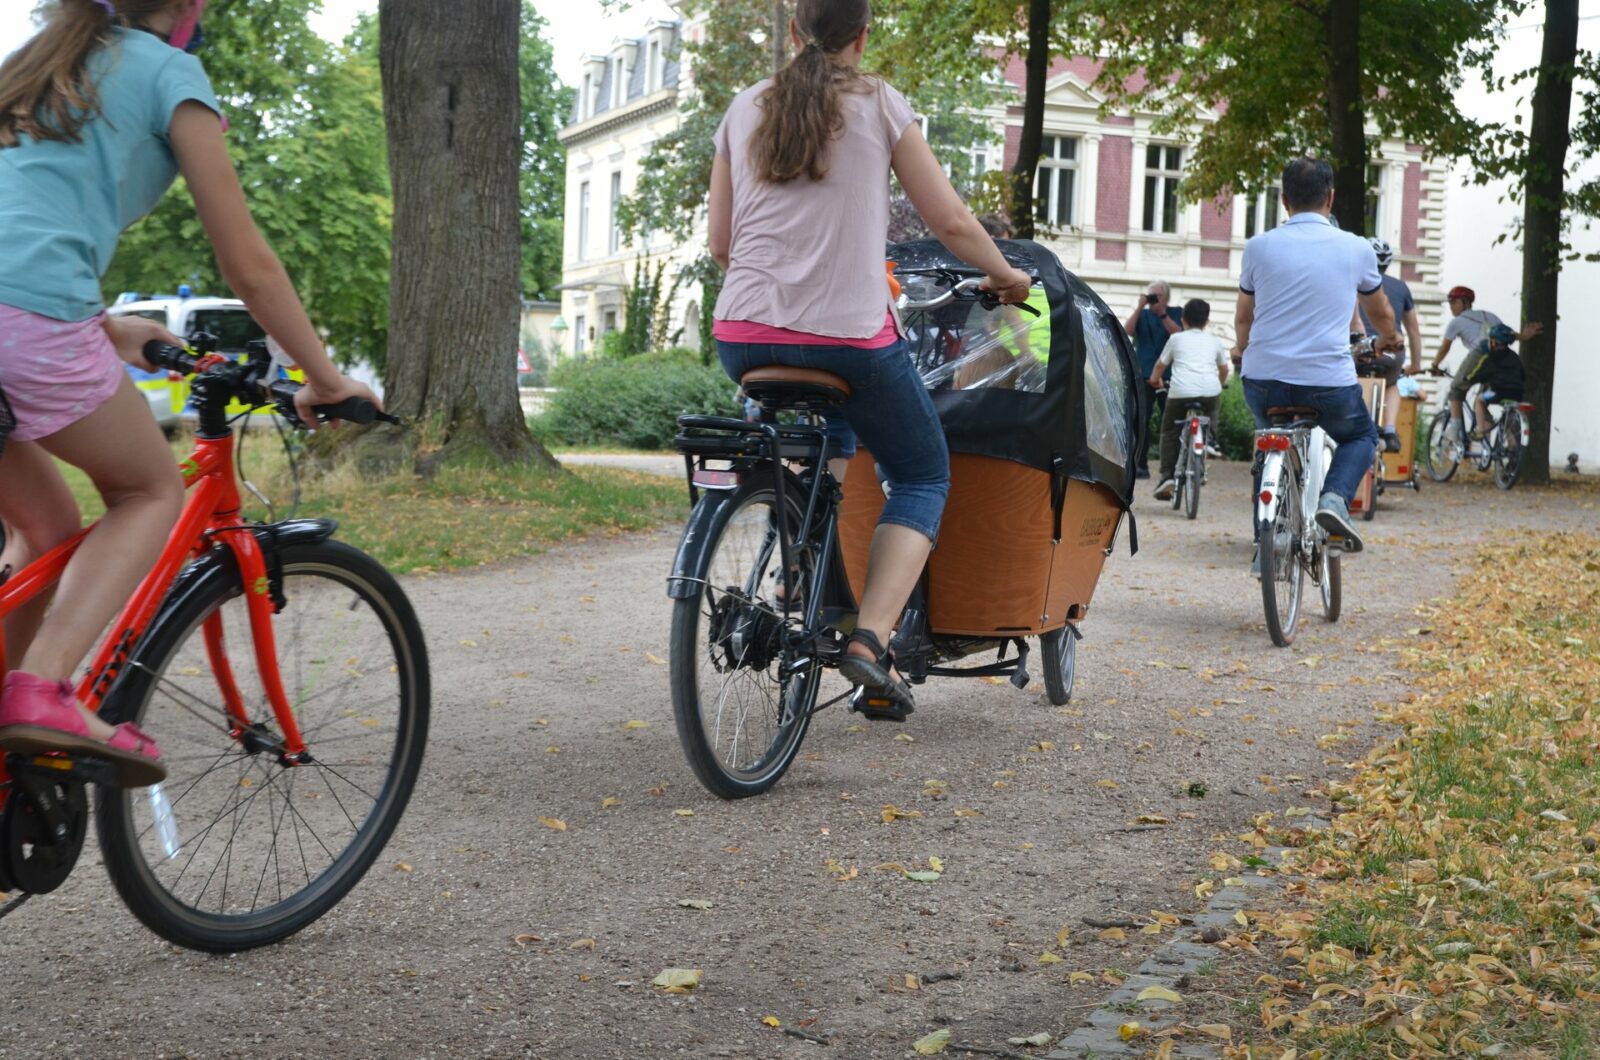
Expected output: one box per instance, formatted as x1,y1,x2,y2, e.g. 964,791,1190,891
0,429,307,772
1254,422,1329,542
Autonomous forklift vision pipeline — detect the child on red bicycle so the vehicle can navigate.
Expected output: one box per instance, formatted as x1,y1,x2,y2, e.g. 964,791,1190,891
1149,298,1229,500
0,0,375,785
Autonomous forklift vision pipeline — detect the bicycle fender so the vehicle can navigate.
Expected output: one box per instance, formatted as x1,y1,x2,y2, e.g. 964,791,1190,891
666,490,737,599
1256,452,1284,527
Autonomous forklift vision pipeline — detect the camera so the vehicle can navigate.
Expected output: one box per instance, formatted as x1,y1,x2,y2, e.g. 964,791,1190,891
1144,293,1158,305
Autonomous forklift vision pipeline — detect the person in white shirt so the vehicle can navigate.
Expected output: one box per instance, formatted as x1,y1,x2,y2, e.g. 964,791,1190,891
1149,299,1229,500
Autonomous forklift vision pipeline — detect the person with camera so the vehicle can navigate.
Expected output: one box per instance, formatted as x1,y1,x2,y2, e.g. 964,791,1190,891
1123,280,1183,479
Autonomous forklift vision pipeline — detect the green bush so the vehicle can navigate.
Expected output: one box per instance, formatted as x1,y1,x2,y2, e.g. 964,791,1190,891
535,350,740,450
1215,382,1256,461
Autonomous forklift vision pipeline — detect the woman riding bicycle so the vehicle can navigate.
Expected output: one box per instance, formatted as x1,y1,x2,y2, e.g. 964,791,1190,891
0,0,374,784
708,0,1031,715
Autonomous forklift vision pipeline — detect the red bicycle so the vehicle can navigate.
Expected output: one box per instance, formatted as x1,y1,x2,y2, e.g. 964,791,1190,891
0,337,429,951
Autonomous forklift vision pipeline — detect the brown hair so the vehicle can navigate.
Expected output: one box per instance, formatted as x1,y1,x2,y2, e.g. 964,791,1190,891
749,0,872,184
0,0,184,148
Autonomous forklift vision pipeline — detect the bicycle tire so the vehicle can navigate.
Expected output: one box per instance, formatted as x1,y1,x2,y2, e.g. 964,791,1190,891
1259,461,1303,648
96,539,429,952
1040,625,1076,706
1423,411,1459,482
1494,408,1525,489
1184,452,1202,520
670,480,820,799
1319,547,1342,623
1360,459,1379,521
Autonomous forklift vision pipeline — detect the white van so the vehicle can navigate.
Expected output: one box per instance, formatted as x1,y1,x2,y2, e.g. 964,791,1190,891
108,292,275,427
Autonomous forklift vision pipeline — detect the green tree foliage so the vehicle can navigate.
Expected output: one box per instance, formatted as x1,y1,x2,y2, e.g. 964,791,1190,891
1077,0,1504,216
518,2,574,300
103,0,392,369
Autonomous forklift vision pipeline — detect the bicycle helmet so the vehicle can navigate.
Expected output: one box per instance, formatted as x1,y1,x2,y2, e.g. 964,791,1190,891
1368,237,1393,269
1487,322,1517,347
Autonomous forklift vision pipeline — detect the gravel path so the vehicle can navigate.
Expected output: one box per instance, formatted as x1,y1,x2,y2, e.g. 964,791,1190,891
3,461,1593,1059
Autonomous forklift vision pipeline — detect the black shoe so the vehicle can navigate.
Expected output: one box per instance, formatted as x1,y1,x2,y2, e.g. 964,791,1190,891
1135,468,1151,480
1380,429,1401,453
839,629,915,721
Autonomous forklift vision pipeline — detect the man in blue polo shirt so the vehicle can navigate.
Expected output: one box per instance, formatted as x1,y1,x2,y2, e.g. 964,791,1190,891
1236,157,1401,561
1123,281,1183,478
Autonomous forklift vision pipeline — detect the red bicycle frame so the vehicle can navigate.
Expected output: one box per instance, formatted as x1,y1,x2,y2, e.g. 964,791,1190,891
0,430,307,790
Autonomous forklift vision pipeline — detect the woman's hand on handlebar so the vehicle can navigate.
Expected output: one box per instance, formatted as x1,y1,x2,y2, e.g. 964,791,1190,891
980,266,1033,305
294,374,382,431
104,315,185,371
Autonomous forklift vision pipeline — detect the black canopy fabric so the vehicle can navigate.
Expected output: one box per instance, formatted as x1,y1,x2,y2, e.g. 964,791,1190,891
888,238,1145,510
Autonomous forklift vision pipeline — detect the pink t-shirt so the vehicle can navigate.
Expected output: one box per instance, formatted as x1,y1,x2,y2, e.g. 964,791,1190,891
713,311,898,348
712,76,917,341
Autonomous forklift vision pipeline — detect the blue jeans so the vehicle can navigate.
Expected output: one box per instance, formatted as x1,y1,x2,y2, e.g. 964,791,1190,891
1242,378,1378,503
717,339,950,543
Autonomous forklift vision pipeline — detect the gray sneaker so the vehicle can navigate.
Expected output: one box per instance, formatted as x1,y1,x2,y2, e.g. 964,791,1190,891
1152,478,1176,501
1315,494,1364,553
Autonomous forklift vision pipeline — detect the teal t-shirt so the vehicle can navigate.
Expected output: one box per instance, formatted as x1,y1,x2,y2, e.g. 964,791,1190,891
0,28,220,322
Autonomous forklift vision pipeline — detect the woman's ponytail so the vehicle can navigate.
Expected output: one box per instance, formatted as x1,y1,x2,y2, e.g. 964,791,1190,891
0,0,180,148
749,0,872,184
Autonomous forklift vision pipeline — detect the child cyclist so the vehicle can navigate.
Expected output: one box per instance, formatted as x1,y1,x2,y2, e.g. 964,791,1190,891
0,0,376,786
708,0,1032,718
1149,298,1229,501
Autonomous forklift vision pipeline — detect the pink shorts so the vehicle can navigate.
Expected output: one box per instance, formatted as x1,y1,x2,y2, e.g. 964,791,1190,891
0,304,125,442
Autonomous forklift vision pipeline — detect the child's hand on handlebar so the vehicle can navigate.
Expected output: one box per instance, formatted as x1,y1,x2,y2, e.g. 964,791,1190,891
103,315,185,371
980,267,1033,305
294,375,382,430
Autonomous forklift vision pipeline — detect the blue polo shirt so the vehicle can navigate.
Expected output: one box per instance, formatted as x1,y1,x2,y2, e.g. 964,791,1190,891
1133,305,1183,377
1239,212,1381,388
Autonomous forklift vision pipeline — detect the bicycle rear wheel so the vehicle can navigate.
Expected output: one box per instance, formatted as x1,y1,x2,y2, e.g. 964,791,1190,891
670,480,820,799
97,539,429,952
1423,410,1459,482
1494,408,1525,489
1259,461,1304,648
1183,452,1202,520
1319,547,1342,622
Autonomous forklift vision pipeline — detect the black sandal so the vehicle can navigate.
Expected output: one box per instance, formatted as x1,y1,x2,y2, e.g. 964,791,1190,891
838,629,915,722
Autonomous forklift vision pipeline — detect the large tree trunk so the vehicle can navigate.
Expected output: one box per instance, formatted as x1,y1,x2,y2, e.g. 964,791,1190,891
1324,0,1366,234
1007,0,1049,239
1518,0,1577,486
376,0,556,473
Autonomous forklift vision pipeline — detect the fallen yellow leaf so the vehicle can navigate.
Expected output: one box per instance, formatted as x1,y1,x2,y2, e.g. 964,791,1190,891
651,967,702,991
1135,985,1182,1003
537,816,567,832
760,1016,781,1028
673,808,695,817
622,720,650,730
911,1028,951,1055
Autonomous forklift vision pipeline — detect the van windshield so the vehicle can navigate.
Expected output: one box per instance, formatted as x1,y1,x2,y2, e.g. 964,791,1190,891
190,309,266,353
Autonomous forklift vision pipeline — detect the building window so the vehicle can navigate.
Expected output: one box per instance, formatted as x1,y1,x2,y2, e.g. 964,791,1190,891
1033,135,1078,227
648,39,661,91
612,57,626,108
603,308,618,334
577,181,590,261
1364,164,1384,238
581,74,591,120
573,313,587,354
609,172,622,255
1142,145,1182,234
1244,186,1281,238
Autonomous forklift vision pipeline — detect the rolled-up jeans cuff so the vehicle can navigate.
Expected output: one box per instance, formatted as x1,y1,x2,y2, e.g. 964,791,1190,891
877,513,941,547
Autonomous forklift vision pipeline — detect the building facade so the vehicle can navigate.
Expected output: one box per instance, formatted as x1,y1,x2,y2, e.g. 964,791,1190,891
556,26,1447,362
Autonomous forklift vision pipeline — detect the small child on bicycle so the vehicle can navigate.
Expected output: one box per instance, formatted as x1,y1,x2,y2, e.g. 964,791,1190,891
1447,322,1524,448
0,0,375,785
1149,299,1229,501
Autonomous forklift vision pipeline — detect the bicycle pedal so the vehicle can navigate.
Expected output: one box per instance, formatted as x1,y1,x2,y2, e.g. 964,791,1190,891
4,752,116,787
847,687,914,722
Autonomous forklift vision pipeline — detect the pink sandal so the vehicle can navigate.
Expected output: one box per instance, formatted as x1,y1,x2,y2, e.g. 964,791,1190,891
0,671,166,787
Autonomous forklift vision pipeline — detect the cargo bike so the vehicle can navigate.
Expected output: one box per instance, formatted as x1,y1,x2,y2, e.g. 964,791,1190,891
665,239,1144,797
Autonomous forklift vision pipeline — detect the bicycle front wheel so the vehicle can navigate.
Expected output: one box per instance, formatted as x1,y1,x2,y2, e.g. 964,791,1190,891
1319,547,1342,622
1423,411,1459,482
1494,408,1525,489
670,481,820,799
1259,462,1304,648
1184,452,1202,520
97,539,429,952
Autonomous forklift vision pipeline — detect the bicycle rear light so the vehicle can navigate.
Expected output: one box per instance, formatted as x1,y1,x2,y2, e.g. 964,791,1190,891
1256,435,1291,452
1259,490,1273,504
692,468,740,489
1518,403,1536,412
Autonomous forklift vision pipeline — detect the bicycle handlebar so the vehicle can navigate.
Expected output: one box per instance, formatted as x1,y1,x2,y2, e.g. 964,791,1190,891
897,276,1042,317
144,340,397,428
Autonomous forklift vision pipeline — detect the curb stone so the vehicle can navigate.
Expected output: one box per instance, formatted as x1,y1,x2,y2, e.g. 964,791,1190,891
1044,815,1332,1059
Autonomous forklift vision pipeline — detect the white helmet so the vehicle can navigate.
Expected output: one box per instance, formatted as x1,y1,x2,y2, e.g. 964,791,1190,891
1368,237,1393,269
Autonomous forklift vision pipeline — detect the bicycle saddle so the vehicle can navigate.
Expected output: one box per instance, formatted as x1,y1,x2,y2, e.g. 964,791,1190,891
741,366,851,410
1265,405,1320,425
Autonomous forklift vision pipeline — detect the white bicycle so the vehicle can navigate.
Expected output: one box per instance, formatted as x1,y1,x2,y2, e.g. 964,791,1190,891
1253,406,1343,647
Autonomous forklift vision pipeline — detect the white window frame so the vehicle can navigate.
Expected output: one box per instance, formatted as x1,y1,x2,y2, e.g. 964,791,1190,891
1244,186,1281,239
608,172,623,255
577,181,590,261
573,313,587,354
1032,135,1079,228
1364,163,1385,239
648,40,661,92
612,57,626,108
1142,145,1183,234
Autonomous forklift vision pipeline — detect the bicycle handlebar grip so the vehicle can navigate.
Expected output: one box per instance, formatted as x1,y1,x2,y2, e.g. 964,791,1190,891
310,396,388,425
143,340,198,374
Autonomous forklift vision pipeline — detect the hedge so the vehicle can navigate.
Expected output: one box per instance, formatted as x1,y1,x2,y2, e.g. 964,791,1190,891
532,350,740,450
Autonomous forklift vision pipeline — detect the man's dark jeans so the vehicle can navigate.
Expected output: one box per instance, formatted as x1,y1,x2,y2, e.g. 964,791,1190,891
1241,378,1379,502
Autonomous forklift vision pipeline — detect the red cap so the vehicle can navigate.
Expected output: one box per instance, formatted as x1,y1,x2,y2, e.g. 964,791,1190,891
1447,285,1475,302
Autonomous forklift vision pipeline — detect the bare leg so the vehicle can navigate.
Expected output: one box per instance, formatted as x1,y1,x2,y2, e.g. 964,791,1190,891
848,523,933,677
20,377,183,738
1382,383,1401,432
0,442,83,667
1474,395,1490,435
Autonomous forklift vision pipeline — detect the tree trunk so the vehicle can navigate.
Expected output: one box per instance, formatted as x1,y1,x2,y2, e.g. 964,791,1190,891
1518,0,1577,486
1324,0,1366,234
1007,0,1050,239
770,0,786,75
375,0,556,474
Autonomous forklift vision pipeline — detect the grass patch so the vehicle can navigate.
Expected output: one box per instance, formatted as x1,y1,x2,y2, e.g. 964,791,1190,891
1221,532,1600,1054
53,427,685,574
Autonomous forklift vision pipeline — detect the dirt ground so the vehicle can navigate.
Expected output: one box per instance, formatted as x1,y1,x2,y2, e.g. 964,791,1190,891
2,460,1594,1059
